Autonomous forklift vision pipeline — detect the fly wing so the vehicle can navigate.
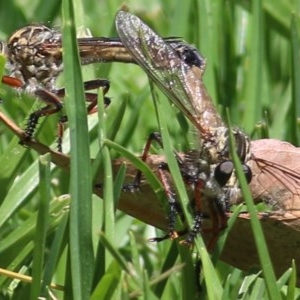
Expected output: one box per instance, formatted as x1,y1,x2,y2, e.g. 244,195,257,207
249,139,300,217
115,11,224,136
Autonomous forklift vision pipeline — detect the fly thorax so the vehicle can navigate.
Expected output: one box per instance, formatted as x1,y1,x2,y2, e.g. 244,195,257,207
203,127,251,164
181,150,210,185
202,126,229,164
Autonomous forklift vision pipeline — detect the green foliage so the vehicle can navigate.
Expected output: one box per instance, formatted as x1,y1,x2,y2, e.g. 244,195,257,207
0,0,299,299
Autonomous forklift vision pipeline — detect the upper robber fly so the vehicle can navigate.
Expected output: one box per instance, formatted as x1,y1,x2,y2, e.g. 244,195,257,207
0,24,200,150
0,24,192,92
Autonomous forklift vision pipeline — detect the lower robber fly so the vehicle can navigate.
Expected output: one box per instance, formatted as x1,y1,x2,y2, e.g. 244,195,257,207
0,24,189,151
115,11,253,246
115,11,300,247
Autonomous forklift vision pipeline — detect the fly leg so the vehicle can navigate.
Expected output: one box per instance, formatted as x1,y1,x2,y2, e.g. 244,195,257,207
155,161,183,240
129,132,164,188
55,79,111,114
23,88,63,144
53,79,111,152
180,179,205,247
123,131,185,241
2,76,64,146
2,75,24,89
2,75,110,152
84,79,111,114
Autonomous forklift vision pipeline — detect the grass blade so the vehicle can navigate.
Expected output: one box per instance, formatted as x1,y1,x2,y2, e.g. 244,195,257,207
30,153,51,299
226,110,281,300
62,0,94,297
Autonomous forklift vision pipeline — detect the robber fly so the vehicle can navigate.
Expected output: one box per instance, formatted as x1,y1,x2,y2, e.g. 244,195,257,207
115,11,300,246
0,24,186,151
114,11,254,245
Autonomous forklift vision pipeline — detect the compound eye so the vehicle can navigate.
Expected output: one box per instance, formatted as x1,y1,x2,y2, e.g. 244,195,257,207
242,164,252,183
0,41,7,55
214,161,234,187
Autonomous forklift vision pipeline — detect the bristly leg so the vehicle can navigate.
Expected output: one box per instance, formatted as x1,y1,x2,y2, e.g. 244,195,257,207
117,130,233,247
2,74,111,152
2,76,64,146
57,115,68,153
55,79,111,115
119,131,234,248
121,131,164,192
21,88,63,144
180,211,203,246
122,131,186,241
54,79,111,152
157,161,183,240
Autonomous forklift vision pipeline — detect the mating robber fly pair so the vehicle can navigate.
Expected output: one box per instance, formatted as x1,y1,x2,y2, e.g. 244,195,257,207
1,11,300,246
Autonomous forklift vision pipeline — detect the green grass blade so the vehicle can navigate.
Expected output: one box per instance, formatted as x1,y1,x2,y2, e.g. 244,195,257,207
103,139,163,196
200,246,223,299
90,264,121,300
226,111,281,300
287,261,296,300
42,212,69,296
99,233,130,273
0,52,5,79
242,0,264,132
150,82,192,230
30,154,51,299
153,242,179,297
290,15,300,144
97,83,115,268
62,0,94,297
0,162,39,229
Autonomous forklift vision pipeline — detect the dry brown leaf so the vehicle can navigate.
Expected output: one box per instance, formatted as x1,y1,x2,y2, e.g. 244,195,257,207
1,111,300,283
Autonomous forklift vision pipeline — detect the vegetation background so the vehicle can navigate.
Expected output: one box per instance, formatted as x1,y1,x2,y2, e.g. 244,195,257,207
0,0,299,299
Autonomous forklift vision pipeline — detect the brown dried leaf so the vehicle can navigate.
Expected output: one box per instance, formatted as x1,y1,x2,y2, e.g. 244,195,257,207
2,111,300,283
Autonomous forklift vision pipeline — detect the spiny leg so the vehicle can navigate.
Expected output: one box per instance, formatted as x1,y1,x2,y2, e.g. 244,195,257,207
54,79,111,152
138,136,208,246
55,79,111,114
22,88,63,144
156,161,183,240
131,131,164,188
2,75,111,151
181,180,205,246
2,75,63,146
2,75,24,89
123,131,186,241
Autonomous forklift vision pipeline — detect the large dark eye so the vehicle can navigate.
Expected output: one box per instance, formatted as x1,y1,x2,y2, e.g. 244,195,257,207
214,161,253,186
214,161,234,187
242,164,252,184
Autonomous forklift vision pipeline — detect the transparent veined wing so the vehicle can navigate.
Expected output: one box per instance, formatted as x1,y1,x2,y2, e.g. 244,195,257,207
115,11,224,137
